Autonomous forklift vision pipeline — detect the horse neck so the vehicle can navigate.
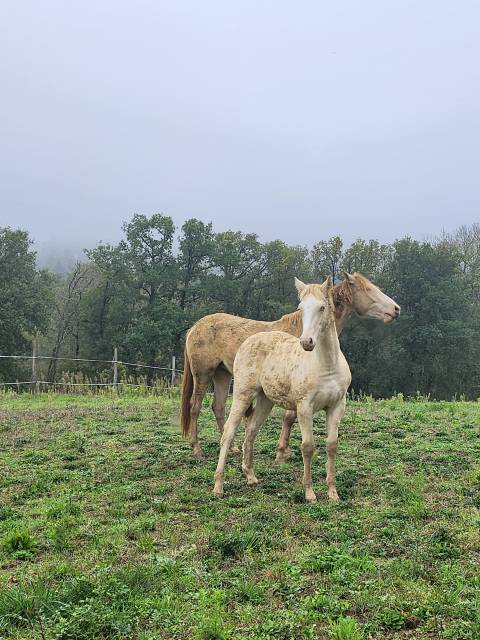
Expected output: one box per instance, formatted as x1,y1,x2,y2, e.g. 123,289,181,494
314,317,342,366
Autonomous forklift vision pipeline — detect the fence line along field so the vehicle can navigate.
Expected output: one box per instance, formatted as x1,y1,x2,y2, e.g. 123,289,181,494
0,350,183,393
0,391,478,640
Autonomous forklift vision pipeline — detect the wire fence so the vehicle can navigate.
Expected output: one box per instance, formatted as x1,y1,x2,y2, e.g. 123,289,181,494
0,348,184,395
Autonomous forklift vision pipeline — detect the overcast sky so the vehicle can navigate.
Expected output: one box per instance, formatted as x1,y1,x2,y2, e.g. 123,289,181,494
1,1,479,252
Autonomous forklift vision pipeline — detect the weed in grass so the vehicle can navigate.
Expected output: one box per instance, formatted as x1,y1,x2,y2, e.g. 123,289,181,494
335,468,363,498
429,528,459,559
125,514,157,540
0,580,57,631
256,608,313,640
45,498,81,520
377,607,406,630
209,530,262,559
300,546,375,575
47,517,77,551
303,593,350,617
2,529,38,559
328,616,363,640
193,614,231,640
0,507,15,521
232,579,265,604
390,467,429,519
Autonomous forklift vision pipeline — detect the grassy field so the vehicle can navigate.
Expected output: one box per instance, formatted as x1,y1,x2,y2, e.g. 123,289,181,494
0,392,479,640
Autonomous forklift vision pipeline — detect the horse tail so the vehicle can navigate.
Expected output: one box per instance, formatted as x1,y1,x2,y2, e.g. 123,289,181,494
180,348,194,437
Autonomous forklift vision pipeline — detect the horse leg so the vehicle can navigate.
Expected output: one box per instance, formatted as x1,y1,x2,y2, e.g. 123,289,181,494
189,374,210,460
297,404,317,503
212,368,239,454
242,391,273,487
213,397,252,497
275,409,297,463
325,398,346,501
211,368,231,434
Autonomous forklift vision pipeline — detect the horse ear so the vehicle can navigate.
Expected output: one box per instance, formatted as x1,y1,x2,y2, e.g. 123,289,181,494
323,276,333,291
294,277,306,296
343,271,355,285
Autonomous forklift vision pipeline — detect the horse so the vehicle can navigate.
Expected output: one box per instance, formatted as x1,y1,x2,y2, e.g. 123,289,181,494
213,277,351,503
180,272,400,459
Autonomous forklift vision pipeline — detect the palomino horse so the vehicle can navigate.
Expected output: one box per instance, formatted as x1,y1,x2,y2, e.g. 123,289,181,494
180,272,400,459
213,277,351,502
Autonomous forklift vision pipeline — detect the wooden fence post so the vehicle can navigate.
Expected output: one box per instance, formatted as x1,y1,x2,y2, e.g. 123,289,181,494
31,336,38,394
113,347,119,394
171,355,176,386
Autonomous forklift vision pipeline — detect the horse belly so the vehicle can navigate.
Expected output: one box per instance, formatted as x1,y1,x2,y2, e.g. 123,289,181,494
260,364,297,410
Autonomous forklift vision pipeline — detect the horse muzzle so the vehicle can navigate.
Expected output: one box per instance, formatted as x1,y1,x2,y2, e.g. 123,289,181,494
300,337,315,351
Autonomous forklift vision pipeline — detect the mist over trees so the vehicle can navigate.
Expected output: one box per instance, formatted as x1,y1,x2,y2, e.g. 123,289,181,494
0,217,479,399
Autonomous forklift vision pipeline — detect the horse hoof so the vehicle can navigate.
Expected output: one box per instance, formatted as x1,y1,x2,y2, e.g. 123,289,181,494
305,490,317,503
328,490,340,502
230,446,240,455
212,487,224,497
192,448,206,461
274,448,293,464
247,477,259,487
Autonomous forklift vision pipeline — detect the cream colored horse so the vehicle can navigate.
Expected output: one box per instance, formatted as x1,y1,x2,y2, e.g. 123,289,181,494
213,277,351,502
181,273,400,459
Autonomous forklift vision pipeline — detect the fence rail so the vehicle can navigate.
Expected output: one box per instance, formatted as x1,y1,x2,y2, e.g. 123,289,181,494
0,348,183,393
0,354,181,372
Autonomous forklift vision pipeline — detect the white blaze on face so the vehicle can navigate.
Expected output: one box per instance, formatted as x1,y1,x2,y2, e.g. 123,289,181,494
298,294,326,351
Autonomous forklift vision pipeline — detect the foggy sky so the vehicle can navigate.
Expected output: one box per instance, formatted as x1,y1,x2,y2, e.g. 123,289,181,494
1,1,479,251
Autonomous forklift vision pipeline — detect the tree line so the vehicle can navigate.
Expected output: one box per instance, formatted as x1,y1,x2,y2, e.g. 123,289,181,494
0,216,479,399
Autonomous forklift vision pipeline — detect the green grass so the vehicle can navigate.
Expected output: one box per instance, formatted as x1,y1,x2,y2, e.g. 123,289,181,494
0,391,479,639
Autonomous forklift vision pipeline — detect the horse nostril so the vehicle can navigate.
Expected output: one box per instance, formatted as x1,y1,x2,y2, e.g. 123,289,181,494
301,337,314,350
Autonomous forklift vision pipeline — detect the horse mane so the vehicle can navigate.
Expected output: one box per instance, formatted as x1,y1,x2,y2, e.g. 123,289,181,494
277,309,303,335
333,281,353,308
333,273,372,310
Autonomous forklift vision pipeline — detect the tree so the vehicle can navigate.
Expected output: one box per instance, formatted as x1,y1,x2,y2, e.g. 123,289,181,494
83,242,133,356
123,213,176,306
311,236,343,282
19,214,479,399
177,219,215,312
440,224,480,303
209,231,266,316
344,238,478,398
46,263,95,382
340,239,392,281
0,227,53,381
251,240,312,319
